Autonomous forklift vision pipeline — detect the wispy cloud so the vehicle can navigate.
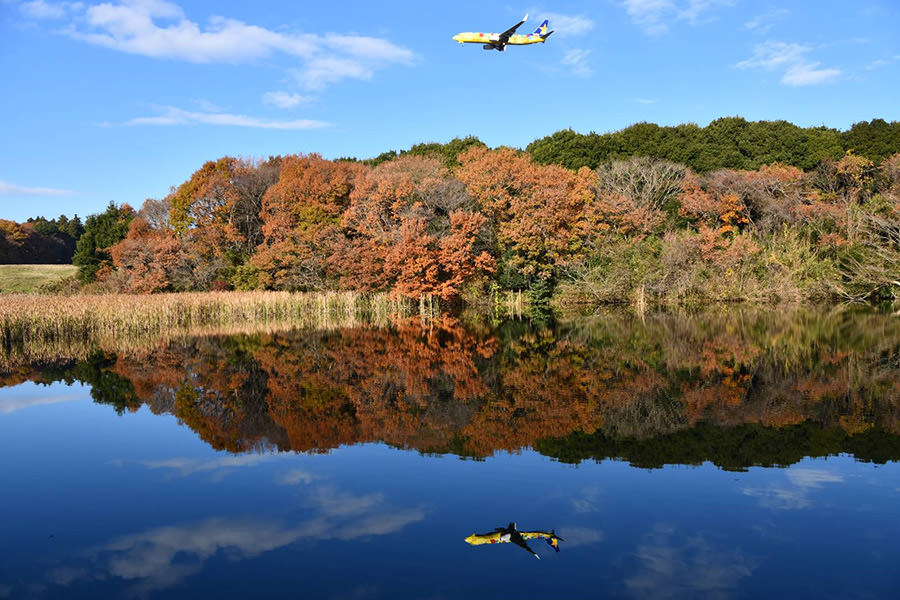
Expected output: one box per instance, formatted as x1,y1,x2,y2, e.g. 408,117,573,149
556,526,604,548
277,469,314,485
139,454,279,480
744,8,788,34
533,11,595,36
38,485,424,596
262,91,311,109
736,41,842,86
18,0,77,19
0,180,77,196
865,55,900,71
785,468,843,488
105,105,331,129
22,0,416,90
742,467,845,509
571,486,603,513
0,390,82,414
562,49,592,78
620,0,734,35
634,98,656,104
626,524,757,599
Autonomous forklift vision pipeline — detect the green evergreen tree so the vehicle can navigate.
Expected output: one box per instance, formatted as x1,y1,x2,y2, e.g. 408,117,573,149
72,202,135,282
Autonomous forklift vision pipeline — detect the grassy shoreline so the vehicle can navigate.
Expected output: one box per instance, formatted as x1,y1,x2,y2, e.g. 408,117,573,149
0,264,78,293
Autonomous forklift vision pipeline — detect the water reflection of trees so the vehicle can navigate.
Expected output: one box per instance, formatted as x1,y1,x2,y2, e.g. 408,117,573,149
3,307,900,467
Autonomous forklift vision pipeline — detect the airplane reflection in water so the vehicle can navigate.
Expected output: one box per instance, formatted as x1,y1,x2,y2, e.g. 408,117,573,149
465,522,562,559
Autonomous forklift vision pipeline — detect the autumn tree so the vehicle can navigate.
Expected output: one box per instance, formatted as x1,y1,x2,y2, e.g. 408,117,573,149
251,154,362,290
337,155,493,299
590,157,686,237
456,147,595,291
110,198,190,293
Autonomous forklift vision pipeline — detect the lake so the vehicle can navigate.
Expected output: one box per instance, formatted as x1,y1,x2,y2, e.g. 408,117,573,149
1,306,899,599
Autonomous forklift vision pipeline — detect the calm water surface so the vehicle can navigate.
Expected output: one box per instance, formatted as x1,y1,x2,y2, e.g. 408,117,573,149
1,307,899,599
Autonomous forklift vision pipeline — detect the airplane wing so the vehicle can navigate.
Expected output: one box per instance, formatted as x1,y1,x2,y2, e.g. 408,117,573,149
498,14,528,44
511,535,540,559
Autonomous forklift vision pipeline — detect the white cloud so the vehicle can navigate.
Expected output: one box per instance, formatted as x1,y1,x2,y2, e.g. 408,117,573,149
140,454,276,478
40,485,424,595
190,98,225,112
678,0,734,24
741,485,811,509
19,0,68,18
736,41,809,69
571,486,602,513
785,468,844,488
634,98,656,104
736,41,842,86
781,62,842,86
865,56,900,71
262,91,311,109
620,0,733,35
744,8,788,33
562,48,592,78
23,1,416,90
621,0,674,35
626,525,756,599
277,469,314,485
0,390,82,414
291,56,375,91
742,467,844,509
533,11,595,36
108,105,331,129
0,180,77,196
556,526,604,548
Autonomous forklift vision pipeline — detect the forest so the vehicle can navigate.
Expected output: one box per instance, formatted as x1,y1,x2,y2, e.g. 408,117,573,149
0,215,83,264
2,117,900,306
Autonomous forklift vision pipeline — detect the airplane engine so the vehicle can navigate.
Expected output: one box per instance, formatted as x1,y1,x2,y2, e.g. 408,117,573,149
483,44,494,50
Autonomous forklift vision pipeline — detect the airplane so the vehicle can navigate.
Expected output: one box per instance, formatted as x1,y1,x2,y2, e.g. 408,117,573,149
452,14,553,52
464,522,563,559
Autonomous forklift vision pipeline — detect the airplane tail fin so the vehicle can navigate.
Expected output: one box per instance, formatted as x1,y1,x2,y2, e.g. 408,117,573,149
545,530,562,552
533,19,549,36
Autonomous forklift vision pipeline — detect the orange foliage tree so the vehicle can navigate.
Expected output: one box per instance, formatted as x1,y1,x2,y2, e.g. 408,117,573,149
336,155,494,299
251,154,363,290
110,215,187,293
456,147,595,287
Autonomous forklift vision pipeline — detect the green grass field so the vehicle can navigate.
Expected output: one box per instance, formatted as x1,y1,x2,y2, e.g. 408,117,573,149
0,265,78,293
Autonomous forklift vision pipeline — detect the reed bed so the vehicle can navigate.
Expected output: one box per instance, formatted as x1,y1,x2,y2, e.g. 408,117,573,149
0,291,416,351
0,320,369,373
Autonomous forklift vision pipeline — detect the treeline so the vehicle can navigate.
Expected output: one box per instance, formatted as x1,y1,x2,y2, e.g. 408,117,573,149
527,117,900,172
0,215,84,264
10,117,900,306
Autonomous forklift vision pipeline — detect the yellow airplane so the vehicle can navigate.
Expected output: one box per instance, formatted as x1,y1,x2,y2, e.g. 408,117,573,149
465,522,563,559
453,14,553,51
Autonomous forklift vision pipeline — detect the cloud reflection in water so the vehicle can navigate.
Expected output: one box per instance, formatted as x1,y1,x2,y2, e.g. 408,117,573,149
42,483,424,596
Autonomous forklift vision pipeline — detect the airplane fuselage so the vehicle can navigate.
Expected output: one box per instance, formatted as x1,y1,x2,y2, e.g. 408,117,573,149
452,32,547,46
465,530,558,544
453,16,552,51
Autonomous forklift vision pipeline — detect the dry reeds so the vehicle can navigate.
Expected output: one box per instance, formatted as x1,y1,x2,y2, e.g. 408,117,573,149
0,291,415,350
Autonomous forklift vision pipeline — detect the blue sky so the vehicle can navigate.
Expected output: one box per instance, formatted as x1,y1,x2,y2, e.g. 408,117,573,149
1,0,899,222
